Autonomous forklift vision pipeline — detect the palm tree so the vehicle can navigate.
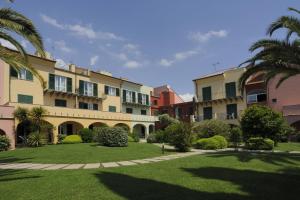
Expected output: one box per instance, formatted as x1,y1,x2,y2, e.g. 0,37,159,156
239,7,300,92
30,106,48,134
0,8,46,87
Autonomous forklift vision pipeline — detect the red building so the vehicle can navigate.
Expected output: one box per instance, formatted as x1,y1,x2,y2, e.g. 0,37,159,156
151,85,195,123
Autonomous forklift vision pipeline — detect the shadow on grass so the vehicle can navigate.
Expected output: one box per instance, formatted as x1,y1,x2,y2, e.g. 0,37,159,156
95,172,244,200
206,151,300,166
183,166,300,200
0,169,41,182
0,156,33,163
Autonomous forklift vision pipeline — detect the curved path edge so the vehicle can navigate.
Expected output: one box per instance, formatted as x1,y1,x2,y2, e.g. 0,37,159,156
0,148,299,170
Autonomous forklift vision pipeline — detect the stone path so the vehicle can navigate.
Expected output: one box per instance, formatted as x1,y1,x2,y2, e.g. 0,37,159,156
1,148,299,171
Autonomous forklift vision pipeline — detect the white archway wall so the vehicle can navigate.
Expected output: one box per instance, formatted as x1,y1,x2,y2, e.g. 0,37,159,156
131,122,155,138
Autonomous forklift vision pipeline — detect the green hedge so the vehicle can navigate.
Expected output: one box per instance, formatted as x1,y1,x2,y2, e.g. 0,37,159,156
128,136,135,142
245,137,274,150
0,135,10,151
146,134,157,143
194,135,228,150
62,135,83,144
79,128,94,143
94,127,128,147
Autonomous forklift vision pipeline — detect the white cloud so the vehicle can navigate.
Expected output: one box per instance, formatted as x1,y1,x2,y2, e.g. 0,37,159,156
159,50,199,67
40,14,124,41
179,93,194,102
40,14,64,29
188,30,228,42
124,60,141,69
0,39,17,50
90,55,99,66
54,40,72,53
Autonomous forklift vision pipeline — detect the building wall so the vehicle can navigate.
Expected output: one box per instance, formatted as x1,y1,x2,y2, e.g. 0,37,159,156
0,106,15,149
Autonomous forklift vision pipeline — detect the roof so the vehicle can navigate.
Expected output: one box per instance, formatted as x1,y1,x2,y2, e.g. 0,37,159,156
193,66,244,81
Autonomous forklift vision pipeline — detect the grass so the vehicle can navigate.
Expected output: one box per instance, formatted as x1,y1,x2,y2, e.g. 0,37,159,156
275,142,300,152
0,143,169,163
0,152,300,200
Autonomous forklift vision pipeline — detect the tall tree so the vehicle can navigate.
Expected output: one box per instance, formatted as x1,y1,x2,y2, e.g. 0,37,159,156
0,8,46,87
239,7,300,92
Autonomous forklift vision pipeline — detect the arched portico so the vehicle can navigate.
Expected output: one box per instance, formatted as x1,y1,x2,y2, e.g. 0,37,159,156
89,122,108,130
58,121,83,135
149,124,154,134
114,123,130,132
133,124,147,139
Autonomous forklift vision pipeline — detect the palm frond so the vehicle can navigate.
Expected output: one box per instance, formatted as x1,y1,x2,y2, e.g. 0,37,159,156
0,31,27,61
289,7,300,15
267,16,300,37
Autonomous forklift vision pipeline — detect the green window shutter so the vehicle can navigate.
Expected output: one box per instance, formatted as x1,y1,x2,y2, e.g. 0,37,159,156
79,80,84,95
203,107,212,120
93,83,98,97
123,90,126,102
202,87,212,101
109,106,116,112
132,92,136,103
225,82,236,98
93,103,98,110
79,102,88,109
18,94,33,104
138,93,142,104
226,104,237,119
146,95,149,105
55,99,67,107
67,77,72,93
104,85,109,95
49,74,55,90
26,70,33,81
10,66,18,78
116,88,120,96
141,110,147,115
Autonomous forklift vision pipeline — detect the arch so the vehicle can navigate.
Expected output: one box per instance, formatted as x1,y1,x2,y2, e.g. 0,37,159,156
0,129,5,136
58,121,83,135
16,120,32,144
291,120,300,132
89,122,108,130
133,124,147,139
114,123,130,132
40,120,55,143
149,124,154,134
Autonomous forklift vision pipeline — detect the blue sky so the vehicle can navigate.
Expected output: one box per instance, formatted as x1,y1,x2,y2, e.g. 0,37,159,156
1,0,300,101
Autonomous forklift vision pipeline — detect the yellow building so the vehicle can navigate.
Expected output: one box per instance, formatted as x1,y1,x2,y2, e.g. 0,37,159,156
0,51,157,146
193,67,247,125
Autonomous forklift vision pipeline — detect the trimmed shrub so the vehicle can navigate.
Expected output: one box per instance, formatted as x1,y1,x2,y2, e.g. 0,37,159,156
62,135,83,144
129,131,140,142
194,119,230,139
194,138,220,150
128,136,134,142
146,134,157,143
27,132,46,147
158,114,180,129
166,122,193,152
241,105,293,143
212,135,228,149
94,127,128,147
229,127,243,148
245,137,274,150
155,130,168,143
0,135,10,151
79,128,94,143
58,134,67,144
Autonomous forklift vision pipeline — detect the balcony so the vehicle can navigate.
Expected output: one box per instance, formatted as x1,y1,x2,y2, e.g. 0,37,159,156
194,112,240,124
122,101,150,107
196,91,243,105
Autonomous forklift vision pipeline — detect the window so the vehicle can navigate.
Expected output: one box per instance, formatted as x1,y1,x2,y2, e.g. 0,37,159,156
109,106,116,112
123,90,136,103
203,107,212,120
225,82,236,98
141,109,147,115
138,93,149,105
272,98,277,103
104,85,120,96
247,92,267,104
79,80,97,97
141,94,147,105
55,99,67,107
202,87,212,101
49,74,72,92
79,102,98,110
126,107,133,114
18,94,33,104
226,104,237,119
19,68,33,81
153,100,158,105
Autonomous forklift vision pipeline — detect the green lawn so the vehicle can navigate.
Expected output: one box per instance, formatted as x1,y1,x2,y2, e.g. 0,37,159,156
0,152,299,200
275,142,300,152
0,143,168,163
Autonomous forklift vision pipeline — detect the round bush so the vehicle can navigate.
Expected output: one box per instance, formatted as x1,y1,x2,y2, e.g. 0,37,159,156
229,127,243,148
245,137,274,150
212,135,228,148
129,131,140,142
79,128,94,143
127,136,134,142
194,119,230,139
0,135,10,151
94,127,128,147
146,134,157,143
194,138,220,150
62,135,83,144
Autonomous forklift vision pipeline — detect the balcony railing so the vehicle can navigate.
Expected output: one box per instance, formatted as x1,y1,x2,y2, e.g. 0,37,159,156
194,112,240,122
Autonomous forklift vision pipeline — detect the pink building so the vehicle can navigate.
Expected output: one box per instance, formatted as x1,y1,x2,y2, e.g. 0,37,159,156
245,73,300,131
0,105,15,149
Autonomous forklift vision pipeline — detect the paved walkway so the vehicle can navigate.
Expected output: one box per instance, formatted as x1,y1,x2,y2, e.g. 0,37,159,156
0,148,299,171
